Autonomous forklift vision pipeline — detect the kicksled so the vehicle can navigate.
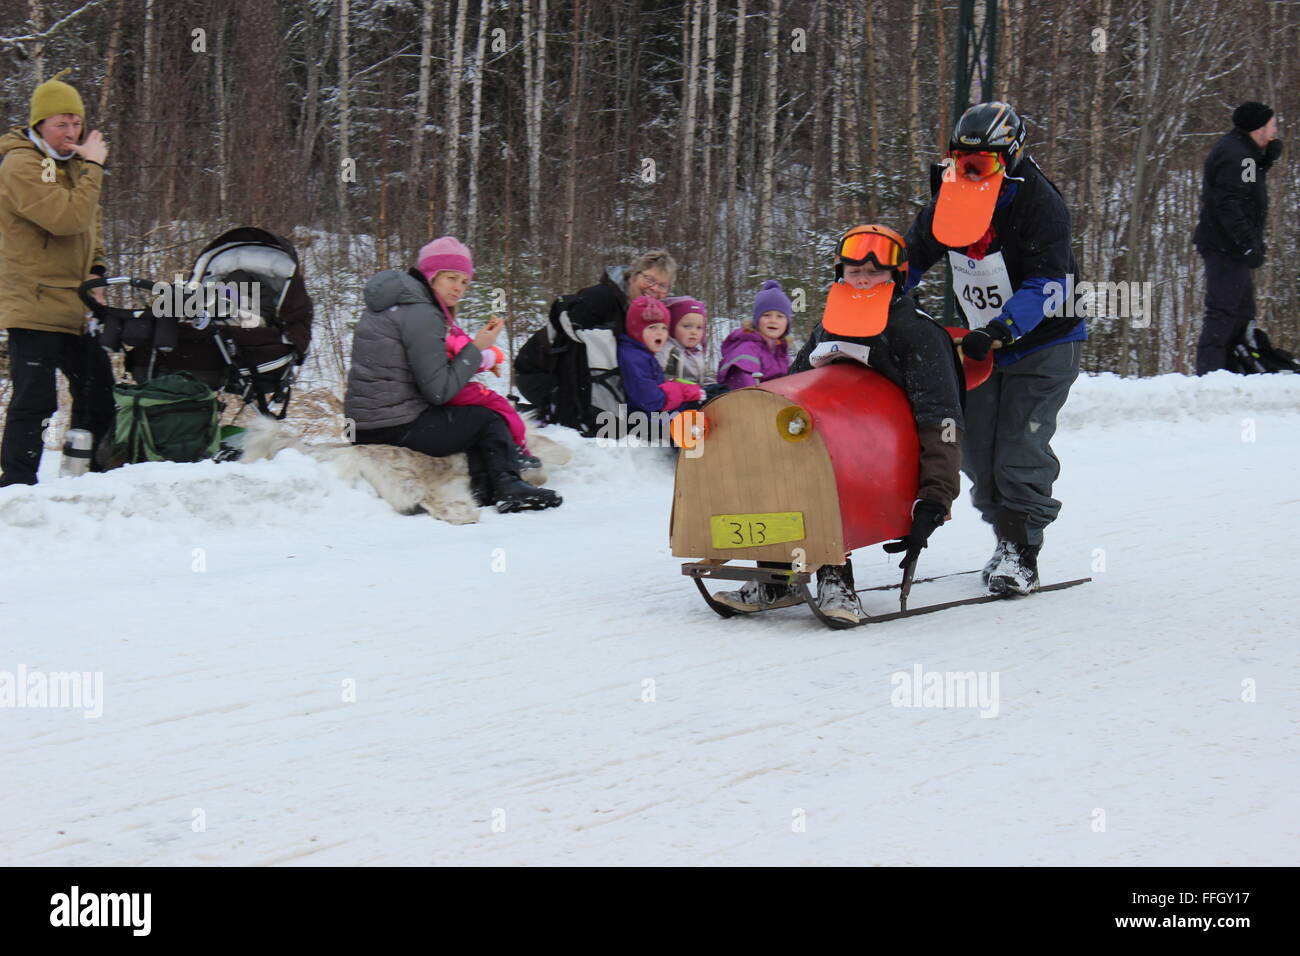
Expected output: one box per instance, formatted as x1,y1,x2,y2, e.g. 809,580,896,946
682,561,1092,630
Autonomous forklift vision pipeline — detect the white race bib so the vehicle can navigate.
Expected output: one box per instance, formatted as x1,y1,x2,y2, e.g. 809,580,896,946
948,250,1014,325
809,340,872,368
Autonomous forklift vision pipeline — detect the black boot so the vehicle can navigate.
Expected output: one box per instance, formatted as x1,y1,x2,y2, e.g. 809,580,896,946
470,470,496,507
493,471,562,513
981,538,1010,586
988,542,1040,596
514,448,543,471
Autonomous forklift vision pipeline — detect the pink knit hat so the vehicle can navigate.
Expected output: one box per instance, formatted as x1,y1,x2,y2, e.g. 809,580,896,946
625,295,671,345
417,236,474,280
665,296,708,339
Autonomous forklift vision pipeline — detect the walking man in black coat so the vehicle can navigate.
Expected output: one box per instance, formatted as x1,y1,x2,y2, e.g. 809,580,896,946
1193,102,1283,375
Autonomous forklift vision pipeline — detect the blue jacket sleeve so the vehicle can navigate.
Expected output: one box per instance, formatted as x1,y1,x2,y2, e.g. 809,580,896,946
619,346,667,414
997,275,1056,339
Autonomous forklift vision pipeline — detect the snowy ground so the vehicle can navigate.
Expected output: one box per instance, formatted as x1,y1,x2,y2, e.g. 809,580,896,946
1,371,1298,866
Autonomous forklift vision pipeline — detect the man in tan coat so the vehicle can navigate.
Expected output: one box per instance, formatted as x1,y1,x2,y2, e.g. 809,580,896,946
0,70,112,485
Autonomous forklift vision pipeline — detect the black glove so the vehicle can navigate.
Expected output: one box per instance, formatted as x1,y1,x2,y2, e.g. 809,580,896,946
882,499,948,569
1264,138,1283,165
960,320,1012,361
1244,246,1265,269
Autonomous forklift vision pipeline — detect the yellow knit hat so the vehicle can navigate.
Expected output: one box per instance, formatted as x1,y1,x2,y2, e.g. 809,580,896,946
29,69,85,129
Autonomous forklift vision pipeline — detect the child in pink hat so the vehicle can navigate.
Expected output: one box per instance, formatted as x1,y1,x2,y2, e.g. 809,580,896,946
656,295,714,386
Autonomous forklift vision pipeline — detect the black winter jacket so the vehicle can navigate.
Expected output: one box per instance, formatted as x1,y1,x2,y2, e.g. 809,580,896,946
906,157,1081,353
792,289,965,510
1193,127,1278,260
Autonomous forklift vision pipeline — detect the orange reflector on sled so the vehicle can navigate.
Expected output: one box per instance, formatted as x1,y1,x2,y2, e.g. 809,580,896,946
671,409,709,449
709,512,806,549
776,404,814,442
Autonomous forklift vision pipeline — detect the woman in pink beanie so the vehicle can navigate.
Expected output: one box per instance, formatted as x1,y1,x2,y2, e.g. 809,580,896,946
345,236,560,512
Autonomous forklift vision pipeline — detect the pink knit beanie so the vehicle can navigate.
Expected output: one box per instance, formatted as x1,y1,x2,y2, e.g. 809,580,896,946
417,236,474,280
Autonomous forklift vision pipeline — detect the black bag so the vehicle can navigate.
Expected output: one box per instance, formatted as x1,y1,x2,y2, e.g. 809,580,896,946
514,293,625,435
1227,321,1300,374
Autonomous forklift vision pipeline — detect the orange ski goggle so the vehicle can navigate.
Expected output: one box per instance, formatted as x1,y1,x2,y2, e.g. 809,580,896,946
837,230,905,270
949,150,1005,180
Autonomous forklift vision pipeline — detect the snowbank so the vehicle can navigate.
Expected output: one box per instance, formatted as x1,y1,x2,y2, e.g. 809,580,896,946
1061,370,1300,428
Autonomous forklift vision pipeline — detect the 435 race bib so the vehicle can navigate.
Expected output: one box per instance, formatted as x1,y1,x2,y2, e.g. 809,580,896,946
948,250,1014,325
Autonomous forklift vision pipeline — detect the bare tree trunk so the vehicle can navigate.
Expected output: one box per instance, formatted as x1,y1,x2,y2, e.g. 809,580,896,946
701,0,719,304
337,0,351,233
680,0,703,240
757,0,780,274
864,10,878,220
411,0,435,196
935,0,947,158
446,0,469,232
1121,0,1166,377
97,0,124,120
908,0,920,177
214,18,228,209
831,6,843,221
724,0,747,315
526,0,548,254
465,0,490,248
1087,0,1111,283
560,0,586,291
843,5,862,223
27,0,45,85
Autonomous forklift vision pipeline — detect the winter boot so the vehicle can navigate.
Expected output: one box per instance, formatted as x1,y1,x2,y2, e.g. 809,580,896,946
513,448,543,471
988,542,1040,596
470,470,496,507
493,471,562,513
981,539,1010,586
712,577,802,613
815,561,863,625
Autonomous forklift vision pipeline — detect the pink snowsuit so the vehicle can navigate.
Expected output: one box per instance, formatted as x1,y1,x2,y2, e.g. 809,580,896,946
444,324,531,455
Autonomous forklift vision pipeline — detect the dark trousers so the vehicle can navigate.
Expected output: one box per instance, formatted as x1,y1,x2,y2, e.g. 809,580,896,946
962,340,1081,546
1,328,115,485
355,404,518,479
1196,250,1254,375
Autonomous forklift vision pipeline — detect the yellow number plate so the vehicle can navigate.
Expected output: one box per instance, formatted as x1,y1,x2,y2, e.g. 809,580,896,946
709,512,805,549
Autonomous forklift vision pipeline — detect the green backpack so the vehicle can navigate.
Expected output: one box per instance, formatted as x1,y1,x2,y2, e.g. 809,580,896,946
112,372,222,464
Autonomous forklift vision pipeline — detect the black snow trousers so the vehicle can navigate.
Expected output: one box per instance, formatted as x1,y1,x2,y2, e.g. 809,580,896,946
354,403,518,482
1,328,115,486
1196,249,1255,375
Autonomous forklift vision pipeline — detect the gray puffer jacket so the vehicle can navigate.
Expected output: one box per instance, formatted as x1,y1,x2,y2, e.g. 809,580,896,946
345,268,483,431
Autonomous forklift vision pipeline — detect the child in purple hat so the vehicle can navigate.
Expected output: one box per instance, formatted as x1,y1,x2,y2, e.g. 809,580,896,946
716,280,792,389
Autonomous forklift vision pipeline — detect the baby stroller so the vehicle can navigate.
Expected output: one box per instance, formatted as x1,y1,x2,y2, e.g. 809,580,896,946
79,226,313,420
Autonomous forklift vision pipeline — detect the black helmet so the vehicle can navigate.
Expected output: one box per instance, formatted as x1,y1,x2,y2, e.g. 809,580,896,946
949,101,1026,172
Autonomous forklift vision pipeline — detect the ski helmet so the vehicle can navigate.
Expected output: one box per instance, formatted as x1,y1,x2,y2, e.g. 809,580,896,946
949,101,1027,173
835,224,908,280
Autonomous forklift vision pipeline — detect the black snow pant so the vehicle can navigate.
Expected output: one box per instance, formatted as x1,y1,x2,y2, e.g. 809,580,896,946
1196,250,1255,375
1,328,115,486
354,404,519,483
962,339,1081,547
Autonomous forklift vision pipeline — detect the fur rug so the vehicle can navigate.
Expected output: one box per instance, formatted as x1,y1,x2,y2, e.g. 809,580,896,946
239,417,571,524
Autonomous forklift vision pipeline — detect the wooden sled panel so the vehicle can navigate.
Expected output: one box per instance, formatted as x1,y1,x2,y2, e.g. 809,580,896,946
670,388,845,566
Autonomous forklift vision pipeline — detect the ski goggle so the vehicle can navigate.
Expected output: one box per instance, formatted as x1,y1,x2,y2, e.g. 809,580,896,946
837,230,904,270
949,150,1005,180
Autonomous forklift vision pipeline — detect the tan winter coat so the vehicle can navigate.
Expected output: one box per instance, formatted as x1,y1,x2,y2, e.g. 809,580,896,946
0,128,106,334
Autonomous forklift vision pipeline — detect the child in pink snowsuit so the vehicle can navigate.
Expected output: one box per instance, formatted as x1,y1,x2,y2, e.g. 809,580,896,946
417,237,538,467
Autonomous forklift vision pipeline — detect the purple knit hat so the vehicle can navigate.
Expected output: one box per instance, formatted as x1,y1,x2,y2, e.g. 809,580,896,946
417,236,474,280
752,279,792,326
625,295,671,345
665,295,708,339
